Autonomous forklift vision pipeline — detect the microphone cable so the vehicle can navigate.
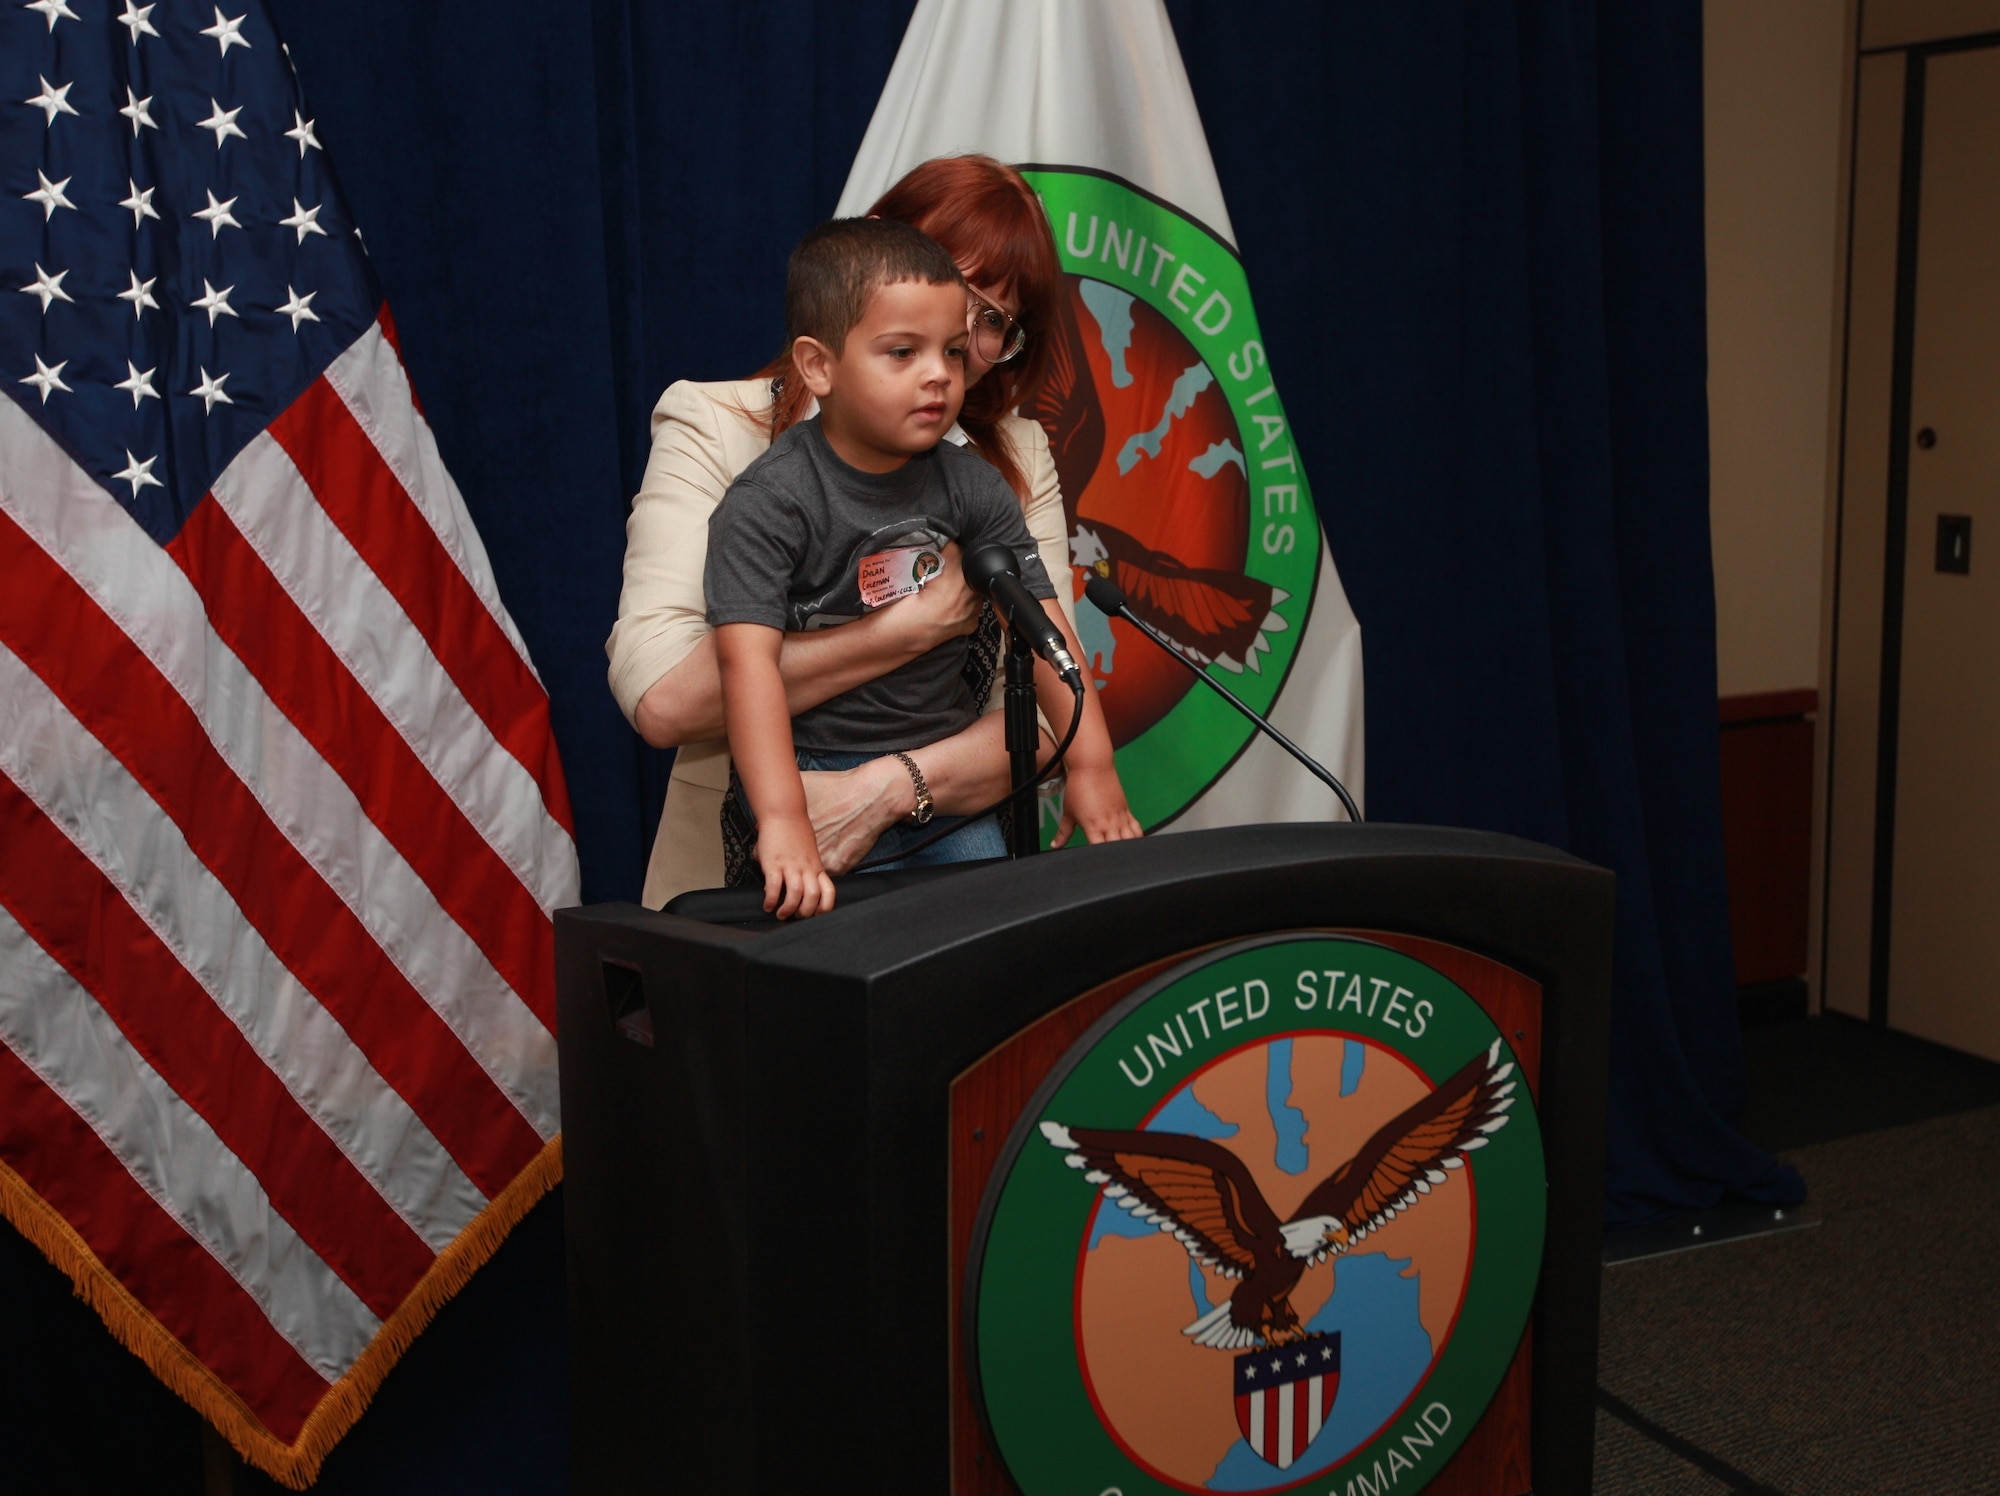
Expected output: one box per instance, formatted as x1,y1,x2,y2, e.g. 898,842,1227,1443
1083,574,1362,824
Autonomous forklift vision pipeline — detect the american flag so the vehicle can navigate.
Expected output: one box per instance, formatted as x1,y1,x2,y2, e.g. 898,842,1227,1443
0,1,577,1485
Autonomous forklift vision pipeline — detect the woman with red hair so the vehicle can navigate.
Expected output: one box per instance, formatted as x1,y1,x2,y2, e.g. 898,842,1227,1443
607,155,1138,906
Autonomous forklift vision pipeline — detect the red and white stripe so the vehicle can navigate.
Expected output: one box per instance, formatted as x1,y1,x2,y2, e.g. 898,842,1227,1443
0,315,576,1445
1238,1371,1336,1471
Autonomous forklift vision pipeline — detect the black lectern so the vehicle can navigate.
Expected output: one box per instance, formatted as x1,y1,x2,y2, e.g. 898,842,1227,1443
557,824,1612,1496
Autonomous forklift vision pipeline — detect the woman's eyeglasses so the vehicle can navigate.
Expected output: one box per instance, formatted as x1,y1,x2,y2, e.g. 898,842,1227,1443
967,289,1027,364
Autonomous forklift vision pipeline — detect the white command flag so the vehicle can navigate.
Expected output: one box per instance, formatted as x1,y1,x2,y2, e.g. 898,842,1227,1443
838,0,1365,833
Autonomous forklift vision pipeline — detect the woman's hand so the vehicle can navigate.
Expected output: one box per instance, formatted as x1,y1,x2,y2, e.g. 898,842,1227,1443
633,549,980,749
879,542,981,653
1053,760,1143,848
801,757,913,874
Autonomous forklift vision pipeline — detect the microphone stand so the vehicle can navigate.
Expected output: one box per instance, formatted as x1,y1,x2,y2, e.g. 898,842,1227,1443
1087,577,1363,824
1002,626,1042,857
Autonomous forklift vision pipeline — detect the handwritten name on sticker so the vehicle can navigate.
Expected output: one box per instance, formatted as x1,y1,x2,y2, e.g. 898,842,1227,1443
858,545,944,609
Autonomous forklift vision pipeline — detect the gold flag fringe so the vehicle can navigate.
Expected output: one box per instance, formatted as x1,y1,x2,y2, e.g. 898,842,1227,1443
0,1133,563,1490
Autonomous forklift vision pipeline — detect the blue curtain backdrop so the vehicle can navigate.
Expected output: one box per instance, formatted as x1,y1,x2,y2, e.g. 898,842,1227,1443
4,1,1803,1489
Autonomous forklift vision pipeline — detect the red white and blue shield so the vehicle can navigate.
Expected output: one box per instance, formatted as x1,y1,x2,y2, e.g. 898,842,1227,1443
1233,1333,1341,1471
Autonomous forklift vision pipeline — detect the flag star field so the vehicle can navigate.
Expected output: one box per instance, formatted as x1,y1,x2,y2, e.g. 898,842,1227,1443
3,0,374,542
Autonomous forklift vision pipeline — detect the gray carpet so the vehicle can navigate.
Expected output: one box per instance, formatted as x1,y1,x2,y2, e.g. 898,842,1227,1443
1593,1103,2000,1494
1594,1405,1735,1494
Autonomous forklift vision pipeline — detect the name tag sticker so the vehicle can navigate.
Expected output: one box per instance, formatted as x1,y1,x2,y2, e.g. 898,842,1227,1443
858,545,944,609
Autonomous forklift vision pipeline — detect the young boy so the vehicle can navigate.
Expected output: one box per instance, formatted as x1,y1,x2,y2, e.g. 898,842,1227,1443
704,218,1060,919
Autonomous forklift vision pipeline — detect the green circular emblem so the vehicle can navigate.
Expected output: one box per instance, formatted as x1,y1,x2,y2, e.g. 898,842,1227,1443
1019,167,1324,836
969,936,1545,1493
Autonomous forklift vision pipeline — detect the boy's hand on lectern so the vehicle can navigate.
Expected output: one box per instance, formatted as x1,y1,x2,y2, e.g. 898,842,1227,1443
1034,601,1141,850
1054,760,1143,848
757,815,835,920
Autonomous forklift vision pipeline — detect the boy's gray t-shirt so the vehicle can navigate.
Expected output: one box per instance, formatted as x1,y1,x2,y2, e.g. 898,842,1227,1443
704,417,1056,754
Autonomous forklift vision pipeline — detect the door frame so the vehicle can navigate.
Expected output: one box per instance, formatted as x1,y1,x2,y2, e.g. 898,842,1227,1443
1821,19,2000,1028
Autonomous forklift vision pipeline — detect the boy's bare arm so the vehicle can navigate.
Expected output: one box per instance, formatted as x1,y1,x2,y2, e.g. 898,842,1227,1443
635,550,981,747
1032,601,1141,847
715,623,835,918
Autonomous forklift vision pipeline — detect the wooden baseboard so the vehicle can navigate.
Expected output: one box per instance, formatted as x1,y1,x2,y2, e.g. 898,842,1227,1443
1719,691,1816,988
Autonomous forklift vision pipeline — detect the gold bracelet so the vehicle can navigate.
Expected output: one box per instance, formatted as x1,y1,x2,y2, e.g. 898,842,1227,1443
892,752,934,824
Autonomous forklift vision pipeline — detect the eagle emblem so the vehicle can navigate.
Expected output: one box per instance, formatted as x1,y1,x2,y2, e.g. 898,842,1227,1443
1068,519,1289,675
1040,1039,1516,1352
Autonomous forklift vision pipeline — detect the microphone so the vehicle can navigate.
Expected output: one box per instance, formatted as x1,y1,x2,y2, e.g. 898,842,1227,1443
965,544,1082,686
1084,574,1363,823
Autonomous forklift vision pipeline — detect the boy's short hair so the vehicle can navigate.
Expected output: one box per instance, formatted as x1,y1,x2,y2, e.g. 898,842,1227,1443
786,217,963,352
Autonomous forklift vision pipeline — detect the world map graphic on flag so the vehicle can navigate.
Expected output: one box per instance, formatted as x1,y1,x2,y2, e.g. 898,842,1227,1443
1075,1036,1469,1490
1055,275,1263,747
1014,165,1333,836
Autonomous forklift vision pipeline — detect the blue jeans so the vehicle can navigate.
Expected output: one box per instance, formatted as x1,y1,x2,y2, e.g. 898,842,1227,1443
796,748,1006,871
